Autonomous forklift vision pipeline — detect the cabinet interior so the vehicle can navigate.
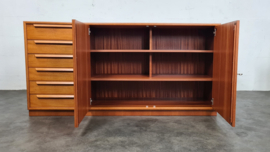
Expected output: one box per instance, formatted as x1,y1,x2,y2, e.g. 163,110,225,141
89,25,215,109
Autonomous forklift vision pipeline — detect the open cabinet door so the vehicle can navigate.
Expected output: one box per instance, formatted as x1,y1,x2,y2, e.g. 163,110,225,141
72,19,91,127
212,21,240,127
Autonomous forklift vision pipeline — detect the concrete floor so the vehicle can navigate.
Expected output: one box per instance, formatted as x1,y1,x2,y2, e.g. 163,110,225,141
0,91,270,152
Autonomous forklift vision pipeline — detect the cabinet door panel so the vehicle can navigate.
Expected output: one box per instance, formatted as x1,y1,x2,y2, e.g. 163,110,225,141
212,21,239,127
73,20,91,127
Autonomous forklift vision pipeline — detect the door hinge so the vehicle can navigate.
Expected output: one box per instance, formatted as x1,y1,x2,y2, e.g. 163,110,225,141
88,28,91,35
90,98,92,105
213,29,217,36
211,98,214,105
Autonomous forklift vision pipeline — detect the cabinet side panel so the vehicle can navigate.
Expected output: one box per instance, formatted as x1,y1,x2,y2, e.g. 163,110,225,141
24,22,30,109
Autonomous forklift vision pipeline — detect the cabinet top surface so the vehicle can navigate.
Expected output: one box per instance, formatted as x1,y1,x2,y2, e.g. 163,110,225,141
24,21,221,26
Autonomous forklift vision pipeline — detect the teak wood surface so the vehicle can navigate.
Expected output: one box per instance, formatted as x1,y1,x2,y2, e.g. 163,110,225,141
73,20,91,128
30,81,74,94
24,21,239,128
212,21,239,127
28,54,73,68
27,40,73,54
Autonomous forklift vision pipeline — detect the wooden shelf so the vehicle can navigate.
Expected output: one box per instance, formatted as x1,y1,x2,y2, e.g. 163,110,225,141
92,100,212,106
89,103,213,111
91,50,213,53
91,75,212,81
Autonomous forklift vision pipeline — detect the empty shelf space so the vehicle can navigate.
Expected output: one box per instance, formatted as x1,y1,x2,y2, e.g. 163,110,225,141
91,75,149,81
91,75,212,81
152,27,214,50
90,27,149,50
151,75,212,81
91,50,213,53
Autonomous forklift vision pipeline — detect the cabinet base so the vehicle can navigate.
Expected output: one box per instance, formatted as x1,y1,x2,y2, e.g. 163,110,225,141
29,110,217,116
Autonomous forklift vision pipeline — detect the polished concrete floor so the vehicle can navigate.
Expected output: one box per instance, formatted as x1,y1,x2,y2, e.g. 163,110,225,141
0,91,270,152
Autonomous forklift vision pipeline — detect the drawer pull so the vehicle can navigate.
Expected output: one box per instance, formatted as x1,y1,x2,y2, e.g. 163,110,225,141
36,95,74,99
35,68,73,72
36,81,74,85
34,40,73,45
35,54,73,58
33,24,72,28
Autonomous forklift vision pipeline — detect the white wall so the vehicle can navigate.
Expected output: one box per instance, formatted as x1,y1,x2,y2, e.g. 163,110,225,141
0,0,269,90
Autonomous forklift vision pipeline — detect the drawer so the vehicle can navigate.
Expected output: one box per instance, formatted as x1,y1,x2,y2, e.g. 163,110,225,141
30,81,74,94
27,40,73,54
28,54,73,68
29,68,73,81
26,24,72,40
30,95,74,109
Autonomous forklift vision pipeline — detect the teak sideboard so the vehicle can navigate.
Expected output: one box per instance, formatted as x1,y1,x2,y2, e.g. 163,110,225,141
24,20,239,127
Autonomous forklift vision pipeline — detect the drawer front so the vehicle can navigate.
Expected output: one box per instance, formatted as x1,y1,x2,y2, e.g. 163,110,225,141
29,68,73,81
28,54,73,68
30,81,74,94
26,24,72,40
30,95,74,109
27,40,73,54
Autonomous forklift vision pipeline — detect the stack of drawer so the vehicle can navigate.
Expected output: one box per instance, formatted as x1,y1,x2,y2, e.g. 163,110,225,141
25,23,74,110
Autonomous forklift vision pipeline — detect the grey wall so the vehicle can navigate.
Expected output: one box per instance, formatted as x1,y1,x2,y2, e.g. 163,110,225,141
0,0,269,90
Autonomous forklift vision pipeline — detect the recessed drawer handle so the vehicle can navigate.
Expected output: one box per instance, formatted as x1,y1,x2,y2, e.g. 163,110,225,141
34,40,73,45
35,68,73,72
36,95,74,99
33,24,72,28
36,81,74,85
35,54,73,58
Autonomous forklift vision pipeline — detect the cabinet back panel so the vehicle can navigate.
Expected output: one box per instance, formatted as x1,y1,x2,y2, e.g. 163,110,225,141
152,53,212,75
91,53,149,75
92,81,212,101
90,27,149,50
153,27,214,50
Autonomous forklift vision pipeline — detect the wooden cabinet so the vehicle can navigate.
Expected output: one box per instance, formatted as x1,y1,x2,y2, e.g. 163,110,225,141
24,20,239,128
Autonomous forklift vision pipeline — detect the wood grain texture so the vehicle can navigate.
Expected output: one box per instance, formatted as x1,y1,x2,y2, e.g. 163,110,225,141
36,95,74,99
87,23,220,26
153,27,214,50
35,54,73,58
26,24,72,40
231,21,240,127
89,106,213,111
92,81,212,101
73,20,90,128
27,40,73,54
91,75,212,81
34,40,73,44
29,110,74,116
35,68,73,72
90,50,213,53
152,53,213,75
87,110,217,116
36,81,74,85
23,22,30,110
91,53,149,75
29,110,217,116
92,100,211,105
90,27,149,50
33,24,72,28
29,68,73,81
29,95,74,110
212,21,239,127
30,81,74,94
28,54,73,68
